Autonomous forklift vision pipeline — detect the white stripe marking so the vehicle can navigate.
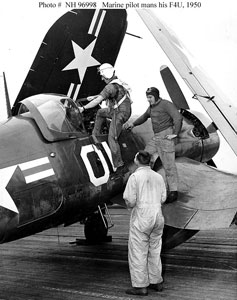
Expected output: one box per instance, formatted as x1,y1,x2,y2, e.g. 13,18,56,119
73,84,81,100
95,10,106,37
67,83,74,98
25,169,55,184
88,9,100,34
20,157,50,170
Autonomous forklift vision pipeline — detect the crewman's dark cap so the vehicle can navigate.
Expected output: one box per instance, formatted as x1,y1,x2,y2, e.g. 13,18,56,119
146,87,160,101
136,150,151,165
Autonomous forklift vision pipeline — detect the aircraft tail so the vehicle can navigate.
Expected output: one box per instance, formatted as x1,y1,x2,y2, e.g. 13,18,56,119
12,9,127,115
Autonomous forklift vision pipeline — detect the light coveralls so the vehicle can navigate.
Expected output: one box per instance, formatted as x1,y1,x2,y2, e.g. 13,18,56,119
123,166,167,288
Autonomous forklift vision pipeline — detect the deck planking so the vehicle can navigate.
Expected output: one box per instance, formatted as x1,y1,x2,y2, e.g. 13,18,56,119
0,207,236,300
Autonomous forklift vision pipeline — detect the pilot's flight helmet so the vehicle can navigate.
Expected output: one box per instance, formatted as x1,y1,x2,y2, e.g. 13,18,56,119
146,87,160,101
98,63,115,79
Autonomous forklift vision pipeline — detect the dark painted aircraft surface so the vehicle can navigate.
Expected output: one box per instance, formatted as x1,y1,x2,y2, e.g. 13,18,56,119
0,9,236,250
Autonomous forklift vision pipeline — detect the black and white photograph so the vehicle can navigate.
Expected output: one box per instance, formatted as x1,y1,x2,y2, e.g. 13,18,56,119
0,0,236,299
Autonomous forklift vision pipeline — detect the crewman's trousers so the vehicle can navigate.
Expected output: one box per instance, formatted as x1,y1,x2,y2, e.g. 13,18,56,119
92,107,131,168
145,127,178,191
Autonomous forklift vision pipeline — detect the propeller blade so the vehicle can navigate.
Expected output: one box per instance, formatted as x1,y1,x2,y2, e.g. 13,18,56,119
160,65,190,110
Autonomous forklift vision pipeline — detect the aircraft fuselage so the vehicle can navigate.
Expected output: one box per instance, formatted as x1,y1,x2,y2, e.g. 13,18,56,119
0,93,220,244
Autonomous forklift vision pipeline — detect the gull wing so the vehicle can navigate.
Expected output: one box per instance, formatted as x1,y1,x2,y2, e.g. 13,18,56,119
137,9,237,156
161,157,237,230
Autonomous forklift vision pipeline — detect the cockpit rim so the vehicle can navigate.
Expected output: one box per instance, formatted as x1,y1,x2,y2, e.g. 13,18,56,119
18,93,87,142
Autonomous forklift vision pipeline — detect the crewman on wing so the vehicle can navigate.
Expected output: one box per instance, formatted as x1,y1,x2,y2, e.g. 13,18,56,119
125,87,183,203
79,63,132,173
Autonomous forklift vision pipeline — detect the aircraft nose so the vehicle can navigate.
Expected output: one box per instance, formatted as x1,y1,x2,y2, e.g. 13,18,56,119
0,209,19,243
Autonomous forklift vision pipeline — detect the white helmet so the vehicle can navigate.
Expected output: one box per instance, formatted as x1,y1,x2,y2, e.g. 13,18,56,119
98,63,115,79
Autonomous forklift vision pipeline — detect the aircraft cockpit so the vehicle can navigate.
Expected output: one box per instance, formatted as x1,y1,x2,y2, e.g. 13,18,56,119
18,94,87,141
60,98,85,133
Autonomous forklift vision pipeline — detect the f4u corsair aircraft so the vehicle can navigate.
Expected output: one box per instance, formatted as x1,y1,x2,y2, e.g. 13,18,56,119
0,9,236,249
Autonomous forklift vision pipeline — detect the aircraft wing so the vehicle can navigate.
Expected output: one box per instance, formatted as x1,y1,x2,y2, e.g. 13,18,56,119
109,157,237,230
137,9,237,156
161,157,237,230
12,9,127,115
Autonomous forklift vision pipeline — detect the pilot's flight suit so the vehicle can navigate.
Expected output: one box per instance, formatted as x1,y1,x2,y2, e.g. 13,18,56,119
123,165,167,288
92,77,131,168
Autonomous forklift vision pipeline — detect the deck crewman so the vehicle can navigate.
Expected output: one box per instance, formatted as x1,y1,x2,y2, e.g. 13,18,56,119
125,87,183,203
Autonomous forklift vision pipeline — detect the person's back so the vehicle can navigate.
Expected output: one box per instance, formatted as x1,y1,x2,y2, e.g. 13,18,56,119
132,166,165,209
124,150,167,296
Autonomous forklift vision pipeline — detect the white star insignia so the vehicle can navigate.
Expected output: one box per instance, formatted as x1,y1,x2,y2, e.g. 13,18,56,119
0,166,19,213
62,40,100,82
